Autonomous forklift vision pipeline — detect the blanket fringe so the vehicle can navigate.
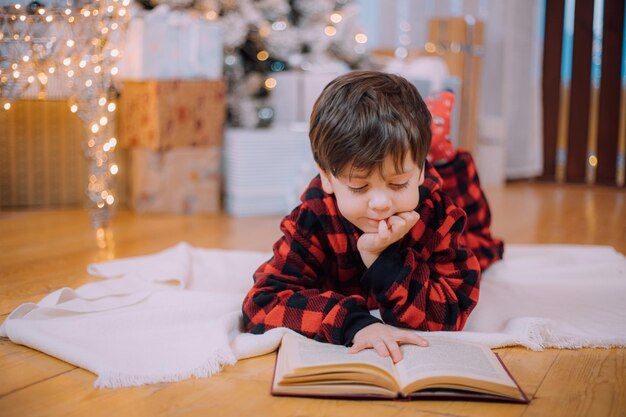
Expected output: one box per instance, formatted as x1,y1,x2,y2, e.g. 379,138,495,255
93,349,237,389
522,318,626,351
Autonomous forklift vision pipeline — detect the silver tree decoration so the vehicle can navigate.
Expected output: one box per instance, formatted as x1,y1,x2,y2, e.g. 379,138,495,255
1,0,130,230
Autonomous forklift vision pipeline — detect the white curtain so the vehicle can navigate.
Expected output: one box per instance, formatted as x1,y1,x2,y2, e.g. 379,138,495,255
478,0,544,181
356,0,544,184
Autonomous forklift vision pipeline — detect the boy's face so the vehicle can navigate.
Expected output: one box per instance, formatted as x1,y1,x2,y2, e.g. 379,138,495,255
319,153,425,233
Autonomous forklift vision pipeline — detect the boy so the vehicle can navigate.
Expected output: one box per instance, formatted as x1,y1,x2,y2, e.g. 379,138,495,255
242,71,503,363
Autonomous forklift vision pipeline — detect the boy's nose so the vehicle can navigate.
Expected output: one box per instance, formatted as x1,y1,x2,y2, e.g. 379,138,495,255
368,193,392,211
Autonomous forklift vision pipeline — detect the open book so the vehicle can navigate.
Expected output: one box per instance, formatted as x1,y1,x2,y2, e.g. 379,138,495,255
272,332,529,403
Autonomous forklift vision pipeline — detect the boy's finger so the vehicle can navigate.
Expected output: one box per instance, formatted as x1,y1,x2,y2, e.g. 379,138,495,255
387,216,406,231
396,331,429,347
383,338,403,363
372,339,390,358
397,211,420,225
350,339,373,353
378,219,390,239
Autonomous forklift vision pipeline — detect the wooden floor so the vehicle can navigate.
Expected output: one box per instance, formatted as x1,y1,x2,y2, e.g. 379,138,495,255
1,181,625,417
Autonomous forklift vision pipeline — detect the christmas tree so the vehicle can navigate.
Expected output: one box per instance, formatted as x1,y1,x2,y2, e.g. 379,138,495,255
135,0,370,127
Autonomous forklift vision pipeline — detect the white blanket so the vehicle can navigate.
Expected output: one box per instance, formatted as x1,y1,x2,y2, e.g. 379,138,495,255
1,243,625,388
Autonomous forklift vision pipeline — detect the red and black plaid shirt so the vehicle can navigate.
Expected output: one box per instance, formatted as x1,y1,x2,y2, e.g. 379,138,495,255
242,151,503,346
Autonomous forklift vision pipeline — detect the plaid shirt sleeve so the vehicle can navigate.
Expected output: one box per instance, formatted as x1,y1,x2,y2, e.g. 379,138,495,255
241,207,381,346
361,189,481,332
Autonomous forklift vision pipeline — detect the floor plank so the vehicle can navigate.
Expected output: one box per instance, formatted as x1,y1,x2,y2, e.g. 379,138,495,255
0,339,76,397
521,348,626,417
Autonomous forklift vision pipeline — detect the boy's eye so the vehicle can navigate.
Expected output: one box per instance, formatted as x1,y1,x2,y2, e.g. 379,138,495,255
348,185,368,194
390,182,410,190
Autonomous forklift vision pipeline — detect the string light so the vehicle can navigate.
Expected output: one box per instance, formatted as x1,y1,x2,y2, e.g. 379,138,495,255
264,78,277,89
1,0,130,228
330,13,342,23
272,21,287,31
588,155,598,167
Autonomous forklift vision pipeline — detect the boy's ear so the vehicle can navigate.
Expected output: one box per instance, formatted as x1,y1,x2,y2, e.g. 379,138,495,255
317,165,335,194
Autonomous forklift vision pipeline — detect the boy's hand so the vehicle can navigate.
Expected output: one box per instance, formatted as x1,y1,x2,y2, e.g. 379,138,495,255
357,211,420,268
350,323,429,363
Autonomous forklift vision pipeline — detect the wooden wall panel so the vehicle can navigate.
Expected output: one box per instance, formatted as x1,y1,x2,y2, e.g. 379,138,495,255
543,0,624,186
566,0,594,183
542,0,566,180
596,0,625,185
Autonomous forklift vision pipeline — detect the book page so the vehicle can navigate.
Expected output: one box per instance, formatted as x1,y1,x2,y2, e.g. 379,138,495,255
284,333,396,377
395,337,515,389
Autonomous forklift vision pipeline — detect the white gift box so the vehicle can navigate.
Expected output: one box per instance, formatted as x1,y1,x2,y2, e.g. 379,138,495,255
118,5,223,80
224,125,316,217
270,70,346,124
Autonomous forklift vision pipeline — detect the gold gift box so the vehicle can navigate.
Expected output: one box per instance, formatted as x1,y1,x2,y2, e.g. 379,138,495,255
426,17,484,152
0,100,128,208
118,80,226,151
129,146,221,214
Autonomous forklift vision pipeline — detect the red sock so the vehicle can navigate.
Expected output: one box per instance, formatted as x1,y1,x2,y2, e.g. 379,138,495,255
426,91,457,166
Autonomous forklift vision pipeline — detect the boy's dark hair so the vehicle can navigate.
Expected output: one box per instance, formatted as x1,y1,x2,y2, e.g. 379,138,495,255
309,70,432,178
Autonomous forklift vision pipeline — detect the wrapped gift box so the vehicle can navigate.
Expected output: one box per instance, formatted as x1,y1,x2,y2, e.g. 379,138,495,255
426,16,484,152
224,125,315,217
130,146,221,214
118,80,226,150
117,5,223,80
0,100,126,207
270,70,346,124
